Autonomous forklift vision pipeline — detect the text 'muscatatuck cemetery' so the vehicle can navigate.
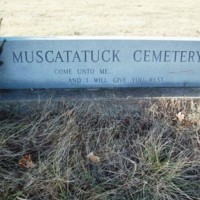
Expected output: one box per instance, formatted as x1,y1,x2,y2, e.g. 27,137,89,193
0,37,200,89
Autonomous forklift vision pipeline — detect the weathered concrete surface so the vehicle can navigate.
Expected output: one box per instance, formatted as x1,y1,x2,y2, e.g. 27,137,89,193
2,88,200,101
1,88,200,113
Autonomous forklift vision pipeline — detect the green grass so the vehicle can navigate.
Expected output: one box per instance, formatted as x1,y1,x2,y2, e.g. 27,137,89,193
0,99,200,200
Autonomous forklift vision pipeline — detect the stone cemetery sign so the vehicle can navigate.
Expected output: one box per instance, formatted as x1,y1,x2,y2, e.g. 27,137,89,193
0,37,200,89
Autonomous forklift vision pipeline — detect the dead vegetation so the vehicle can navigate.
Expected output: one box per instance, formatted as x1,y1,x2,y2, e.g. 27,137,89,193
0,98,200,199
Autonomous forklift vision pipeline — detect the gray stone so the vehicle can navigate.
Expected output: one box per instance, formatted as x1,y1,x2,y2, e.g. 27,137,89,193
0,37,200,89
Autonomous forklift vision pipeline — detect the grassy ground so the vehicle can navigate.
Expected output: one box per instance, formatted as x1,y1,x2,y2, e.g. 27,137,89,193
0,98,200,200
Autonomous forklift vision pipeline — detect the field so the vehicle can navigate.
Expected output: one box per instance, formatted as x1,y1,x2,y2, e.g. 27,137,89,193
0,0,200,37
1,0,200,200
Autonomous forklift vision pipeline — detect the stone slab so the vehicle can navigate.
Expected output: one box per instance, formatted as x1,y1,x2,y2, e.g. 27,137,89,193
2,88,200,101
0,37,200,89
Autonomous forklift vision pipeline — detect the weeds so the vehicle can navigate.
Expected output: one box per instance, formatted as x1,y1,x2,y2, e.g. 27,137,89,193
0,99,200,199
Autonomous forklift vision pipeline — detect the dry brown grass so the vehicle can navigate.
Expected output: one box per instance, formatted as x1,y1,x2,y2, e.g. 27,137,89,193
0,98,200,199
1,0,200,37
